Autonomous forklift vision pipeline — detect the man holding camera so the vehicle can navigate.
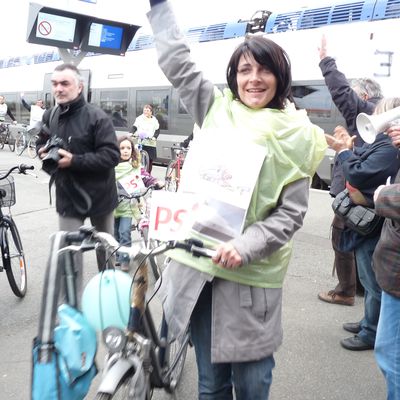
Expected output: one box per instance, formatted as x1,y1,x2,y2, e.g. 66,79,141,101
37,63,120,277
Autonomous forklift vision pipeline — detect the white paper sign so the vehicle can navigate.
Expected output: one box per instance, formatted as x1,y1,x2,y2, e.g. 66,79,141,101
149,191,200,241
119,173,145,195
149,129,265,242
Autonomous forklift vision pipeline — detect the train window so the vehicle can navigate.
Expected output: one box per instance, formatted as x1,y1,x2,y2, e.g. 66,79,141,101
100,90,128,128
292,84,332,119
136,89,169,130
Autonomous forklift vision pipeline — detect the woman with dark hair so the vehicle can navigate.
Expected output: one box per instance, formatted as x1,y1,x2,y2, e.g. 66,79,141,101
146,1,327,398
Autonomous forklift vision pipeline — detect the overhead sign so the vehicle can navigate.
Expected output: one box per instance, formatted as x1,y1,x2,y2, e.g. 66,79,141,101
27,3,140,55
36,12,76,42
81,18,136,55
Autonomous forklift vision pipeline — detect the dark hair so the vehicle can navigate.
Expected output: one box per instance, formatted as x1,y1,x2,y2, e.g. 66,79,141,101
118,135,141,168
226,35,293,110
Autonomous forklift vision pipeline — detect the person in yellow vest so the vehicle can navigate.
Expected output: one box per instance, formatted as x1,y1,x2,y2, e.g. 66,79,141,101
114,135,164,271
146,1,327,398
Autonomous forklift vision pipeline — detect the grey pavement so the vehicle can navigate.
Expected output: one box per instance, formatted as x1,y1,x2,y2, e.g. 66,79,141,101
0,148,385,399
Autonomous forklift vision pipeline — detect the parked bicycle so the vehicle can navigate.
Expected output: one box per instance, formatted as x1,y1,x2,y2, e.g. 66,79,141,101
0,122,16,152
0,164,35,297
15,125,39,158
165,145,189,192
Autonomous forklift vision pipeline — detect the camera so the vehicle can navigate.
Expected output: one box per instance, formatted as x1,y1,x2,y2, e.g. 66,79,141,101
41,137,65,175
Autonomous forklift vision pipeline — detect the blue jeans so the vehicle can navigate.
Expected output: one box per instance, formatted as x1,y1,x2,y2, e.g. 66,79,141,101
114,217,132,263
190,283,274,400
355,235,381,346
375,291,400,400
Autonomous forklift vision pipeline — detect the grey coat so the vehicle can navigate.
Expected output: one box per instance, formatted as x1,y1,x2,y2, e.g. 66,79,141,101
148,2,309,363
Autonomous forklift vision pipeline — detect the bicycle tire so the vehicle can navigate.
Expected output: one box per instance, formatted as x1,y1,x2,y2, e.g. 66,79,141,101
163,328,189,392
27,135,38,158
15,132,26,156
140,150,150,172
8,132,15,152
141,226,160,281
2,218,27,297
0,132,5,149
165,160,179,192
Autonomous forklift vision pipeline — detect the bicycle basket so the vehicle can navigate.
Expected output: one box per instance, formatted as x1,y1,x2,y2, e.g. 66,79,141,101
0,175,16,207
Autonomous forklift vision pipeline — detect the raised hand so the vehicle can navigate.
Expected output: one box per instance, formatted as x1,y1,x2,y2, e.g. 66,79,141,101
318,34,328,60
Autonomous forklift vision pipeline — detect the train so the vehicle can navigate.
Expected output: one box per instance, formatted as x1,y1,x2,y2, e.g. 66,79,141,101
0,0,399,188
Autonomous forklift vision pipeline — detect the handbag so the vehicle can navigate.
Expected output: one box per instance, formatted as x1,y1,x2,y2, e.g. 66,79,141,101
332,189,384,236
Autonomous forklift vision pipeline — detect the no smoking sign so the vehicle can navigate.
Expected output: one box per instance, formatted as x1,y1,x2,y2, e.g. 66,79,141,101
38,20,52,36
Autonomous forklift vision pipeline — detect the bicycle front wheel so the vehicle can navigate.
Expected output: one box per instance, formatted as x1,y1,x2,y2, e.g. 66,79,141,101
162,325,189,392
2,218,27,297
27,135,38,158
16,132,26,156
0,132,5,149
165,160,178,192
8,133,15,152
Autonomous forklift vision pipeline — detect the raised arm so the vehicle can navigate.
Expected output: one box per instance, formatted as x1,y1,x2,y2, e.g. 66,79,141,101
147,0,214,126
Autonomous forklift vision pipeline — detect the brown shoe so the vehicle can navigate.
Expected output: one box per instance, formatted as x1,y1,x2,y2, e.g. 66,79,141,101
318,290,354,306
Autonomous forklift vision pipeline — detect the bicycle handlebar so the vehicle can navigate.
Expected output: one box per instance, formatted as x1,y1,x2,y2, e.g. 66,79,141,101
62,226,217,259
171,144,189,151
118,185,154,201
0,164,35,180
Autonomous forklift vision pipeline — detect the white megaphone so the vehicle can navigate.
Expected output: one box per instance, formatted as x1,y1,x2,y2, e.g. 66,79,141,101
356,106,400,144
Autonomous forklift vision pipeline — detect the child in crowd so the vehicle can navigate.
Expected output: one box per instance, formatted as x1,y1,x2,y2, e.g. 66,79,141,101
114,135,164,271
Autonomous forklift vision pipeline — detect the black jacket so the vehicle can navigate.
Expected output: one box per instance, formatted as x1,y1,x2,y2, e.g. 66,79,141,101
37,94,120,218
319,56,381,196
342,133,400,206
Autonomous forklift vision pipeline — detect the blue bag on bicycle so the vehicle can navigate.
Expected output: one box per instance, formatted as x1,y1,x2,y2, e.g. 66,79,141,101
31,232,97,400
32,305,97,400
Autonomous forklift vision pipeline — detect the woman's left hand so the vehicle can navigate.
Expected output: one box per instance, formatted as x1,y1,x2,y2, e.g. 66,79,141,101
212,242,242,269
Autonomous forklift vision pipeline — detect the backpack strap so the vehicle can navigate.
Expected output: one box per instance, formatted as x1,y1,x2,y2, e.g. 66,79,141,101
46,106,60,206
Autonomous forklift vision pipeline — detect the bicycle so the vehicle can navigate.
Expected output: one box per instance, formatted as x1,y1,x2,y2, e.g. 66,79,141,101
0,122,16,152
50,227,215,399
15,125,39,158
165,145,189,192
0,164,35,297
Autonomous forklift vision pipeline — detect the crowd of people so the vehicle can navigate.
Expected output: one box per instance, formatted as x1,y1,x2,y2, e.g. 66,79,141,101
3,0,396,399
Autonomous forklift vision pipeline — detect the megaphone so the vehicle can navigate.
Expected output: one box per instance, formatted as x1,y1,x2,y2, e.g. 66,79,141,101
356,106,400,144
